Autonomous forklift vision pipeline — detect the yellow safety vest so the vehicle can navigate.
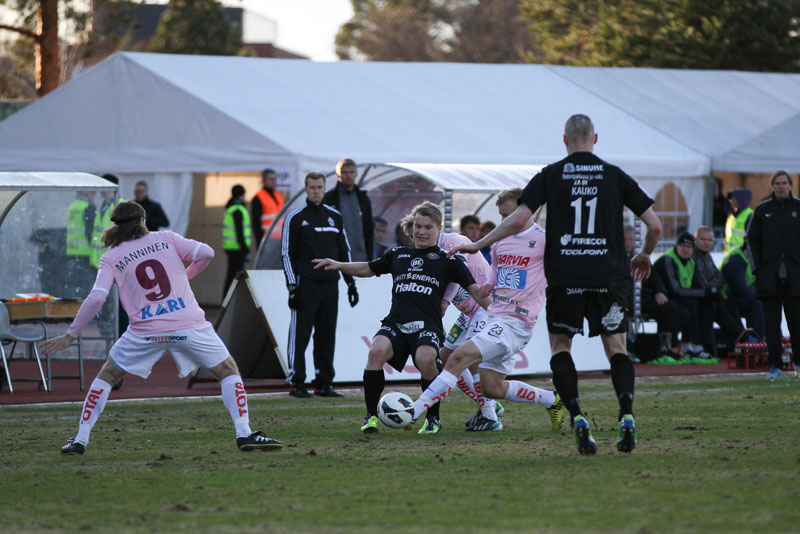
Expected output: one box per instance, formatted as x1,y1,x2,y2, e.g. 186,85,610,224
724,207,753,252
66,198,92,257
90,198,124,268
222,203,252,251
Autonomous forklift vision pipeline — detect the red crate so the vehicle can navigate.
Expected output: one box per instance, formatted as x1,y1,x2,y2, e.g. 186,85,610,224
727,337,794,370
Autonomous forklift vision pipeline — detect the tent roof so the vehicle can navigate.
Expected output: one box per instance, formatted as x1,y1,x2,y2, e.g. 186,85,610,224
714,112,800,173
0,172,116,190
0,53,708,178
549,66,800,172
363,163,543,192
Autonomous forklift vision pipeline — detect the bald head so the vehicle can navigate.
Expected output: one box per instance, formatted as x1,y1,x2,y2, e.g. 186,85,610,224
563,114,597,154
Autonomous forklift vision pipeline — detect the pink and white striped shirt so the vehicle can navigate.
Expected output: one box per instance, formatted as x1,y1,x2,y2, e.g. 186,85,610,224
488,223,547,328
67,231,212,337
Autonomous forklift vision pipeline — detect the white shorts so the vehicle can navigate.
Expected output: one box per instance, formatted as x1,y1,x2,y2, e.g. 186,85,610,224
443,308,490,350
109,323,229,379
472,315,533,375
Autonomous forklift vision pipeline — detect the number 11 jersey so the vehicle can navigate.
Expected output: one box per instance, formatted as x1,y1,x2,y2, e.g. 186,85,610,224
95,231,209,334
518,151,653,289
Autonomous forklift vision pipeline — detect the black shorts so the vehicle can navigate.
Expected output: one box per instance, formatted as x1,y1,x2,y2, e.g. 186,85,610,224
374,322,442,372
546,285,628,338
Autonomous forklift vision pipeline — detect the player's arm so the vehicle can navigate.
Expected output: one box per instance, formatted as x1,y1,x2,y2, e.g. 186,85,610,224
450,204,533,257
281,210,301,286
467,283,492,309
172,232,214,279
630,208,662,282
312,258,376,278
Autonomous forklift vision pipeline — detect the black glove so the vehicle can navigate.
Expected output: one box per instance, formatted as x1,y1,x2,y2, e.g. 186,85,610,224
347,283,359,308
288,285,302,310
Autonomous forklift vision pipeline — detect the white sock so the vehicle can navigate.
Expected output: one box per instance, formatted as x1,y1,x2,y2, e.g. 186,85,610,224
413,370,458,418
505,380,556,406
456,370,483,406
74,378,112,446
221,375,253,438
481,399,498,421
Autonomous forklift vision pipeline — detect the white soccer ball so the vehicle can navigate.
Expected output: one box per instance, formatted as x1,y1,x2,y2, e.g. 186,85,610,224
378,391,415,429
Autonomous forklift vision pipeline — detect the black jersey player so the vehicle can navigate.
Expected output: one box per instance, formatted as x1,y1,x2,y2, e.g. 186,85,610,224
453,114,662,454
313,201,491,434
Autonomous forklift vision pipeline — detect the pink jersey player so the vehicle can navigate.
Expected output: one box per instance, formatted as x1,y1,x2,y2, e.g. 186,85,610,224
487,222,547,328
42,201,281,455
439,232,492,317
68,231,210,337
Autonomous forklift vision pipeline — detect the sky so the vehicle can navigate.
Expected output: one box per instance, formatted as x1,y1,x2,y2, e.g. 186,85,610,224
233,0,355,61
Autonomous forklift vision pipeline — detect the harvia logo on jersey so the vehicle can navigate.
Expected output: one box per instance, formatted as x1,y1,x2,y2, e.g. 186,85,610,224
497,267,527,289
395,282,432,295
141,298,187,319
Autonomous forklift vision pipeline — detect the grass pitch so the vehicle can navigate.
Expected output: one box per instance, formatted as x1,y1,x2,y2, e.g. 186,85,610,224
2,374,799,533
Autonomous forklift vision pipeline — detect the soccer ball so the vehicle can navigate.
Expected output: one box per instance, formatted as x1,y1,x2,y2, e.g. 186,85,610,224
377,391,414,429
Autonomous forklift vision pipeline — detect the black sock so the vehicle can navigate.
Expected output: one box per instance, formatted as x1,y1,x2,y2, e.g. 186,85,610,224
610,353,635,420
550,351,582,419
363,369,385,416
420,378,440,419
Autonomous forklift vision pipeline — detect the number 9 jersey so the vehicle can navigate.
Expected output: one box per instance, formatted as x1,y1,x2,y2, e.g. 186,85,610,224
518,152,654,290
92,231,211,335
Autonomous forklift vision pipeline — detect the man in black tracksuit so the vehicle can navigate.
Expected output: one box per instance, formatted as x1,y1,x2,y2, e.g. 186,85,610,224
747,170,800,380
282,172,359,398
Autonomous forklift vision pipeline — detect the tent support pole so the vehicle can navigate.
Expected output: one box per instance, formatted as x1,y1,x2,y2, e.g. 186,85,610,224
0,191,26,228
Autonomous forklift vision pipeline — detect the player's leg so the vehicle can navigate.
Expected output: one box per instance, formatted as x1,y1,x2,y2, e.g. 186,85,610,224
443,312,496,423
62,358,126,455
602,332,637,453
208,356,282,451
414,344,445,433
361,330,396,433
412,339,481,420
173,324,281,451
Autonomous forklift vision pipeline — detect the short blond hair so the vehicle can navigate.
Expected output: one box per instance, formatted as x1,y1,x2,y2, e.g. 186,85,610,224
401,201,443,237
496,187,522,206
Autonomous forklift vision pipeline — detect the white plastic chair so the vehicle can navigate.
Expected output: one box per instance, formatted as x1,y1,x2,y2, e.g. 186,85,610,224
0,302,49,394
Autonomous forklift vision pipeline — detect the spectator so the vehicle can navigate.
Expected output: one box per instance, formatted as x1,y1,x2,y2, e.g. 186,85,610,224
459,214,481,242
282,172,359,398
747,170,800,380
479,220,496,264
641,249,690,360
251,168,285,249
222,185,252,298
133,181,169,231
652,232,713,359
373,216,390,259
720,242,765,338
693,225,750,350
712,177,729,236
65,190,97,297
323,158,374,262
725,188,753,252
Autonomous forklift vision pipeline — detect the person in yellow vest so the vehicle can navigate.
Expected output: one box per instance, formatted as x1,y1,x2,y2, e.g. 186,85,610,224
90,175,124,269
251,169,285,250
724,188,753,252
65,191,97,297
720,242,765,338
223,185,252,298
652,232,715,359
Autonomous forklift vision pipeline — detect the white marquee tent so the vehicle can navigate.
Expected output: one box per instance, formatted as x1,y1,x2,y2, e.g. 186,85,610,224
0,52,714,234
0,52,798,235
